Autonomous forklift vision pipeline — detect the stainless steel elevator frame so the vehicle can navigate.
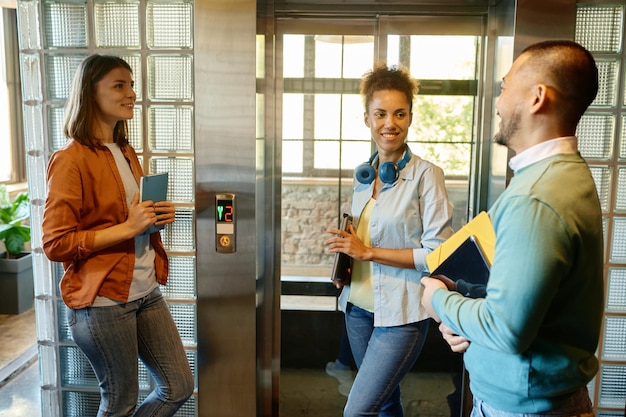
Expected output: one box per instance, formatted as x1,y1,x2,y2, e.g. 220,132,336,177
195,0,259,416
194,1,580,416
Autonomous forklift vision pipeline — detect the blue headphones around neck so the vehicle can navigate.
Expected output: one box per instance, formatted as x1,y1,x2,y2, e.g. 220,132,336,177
355,146,412,185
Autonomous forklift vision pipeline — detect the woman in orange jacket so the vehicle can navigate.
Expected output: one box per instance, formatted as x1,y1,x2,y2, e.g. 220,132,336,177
42,54,193,417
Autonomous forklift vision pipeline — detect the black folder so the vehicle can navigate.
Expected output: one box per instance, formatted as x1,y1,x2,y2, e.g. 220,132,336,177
430,235,490,298
330,214,353,283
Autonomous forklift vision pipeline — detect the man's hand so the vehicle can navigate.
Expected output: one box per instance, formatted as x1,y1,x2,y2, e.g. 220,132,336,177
420,276,447,322
439,323,470,353
430,274,456,291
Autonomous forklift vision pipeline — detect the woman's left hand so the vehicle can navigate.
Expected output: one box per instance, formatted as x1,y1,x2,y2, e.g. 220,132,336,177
153,201,176,226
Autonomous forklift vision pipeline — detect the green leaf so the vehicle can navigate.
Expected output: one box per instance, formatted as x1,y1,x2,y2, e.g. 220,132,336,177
0,184,9,206
0,224,12,239
4,231,26,256
0,188,31,257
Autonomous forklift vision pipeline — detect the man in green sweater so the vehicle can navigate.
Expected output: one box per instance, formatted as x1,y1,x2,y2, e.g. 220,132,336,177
421,40,603,416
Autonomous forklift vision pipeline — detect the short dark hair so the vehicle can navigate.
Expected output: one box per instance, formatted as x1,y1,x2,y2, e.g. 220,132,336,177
63,54,133,148
359,62,419,111
520,40,598,123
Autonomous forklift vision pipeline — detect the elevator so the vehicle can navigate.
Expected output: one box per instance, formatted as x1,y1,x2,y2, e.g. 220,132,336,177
14,0,626,416
195,1,514,416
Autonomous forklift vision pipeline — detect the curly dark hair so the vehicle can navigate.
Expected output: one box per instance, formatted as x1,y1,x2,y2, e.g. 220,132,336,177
359,62,419,112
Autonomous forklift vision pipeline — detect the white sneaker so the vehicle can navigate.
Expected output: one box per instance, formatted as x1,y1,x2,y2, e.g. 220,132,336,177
338,381,352,397
325,360,353,383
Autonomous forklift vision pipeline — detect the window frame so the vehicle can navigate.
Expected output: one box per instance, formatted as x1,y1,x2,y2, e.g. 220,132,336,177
1,7,26,185
277,15,485,181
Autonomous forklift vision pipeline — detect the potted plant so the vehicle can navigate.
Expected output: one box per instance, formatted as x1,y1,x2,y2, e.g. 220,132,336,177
0,185,30,259
0,184,33,314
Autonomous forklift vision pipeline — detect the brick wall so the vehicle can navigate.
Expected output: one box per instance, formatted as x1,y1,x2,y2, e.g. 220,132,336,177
281,179,468,275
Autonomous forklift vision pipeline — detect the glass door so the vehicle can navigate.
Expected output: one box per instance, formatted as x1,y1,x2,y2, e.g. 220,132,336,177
276,14,487,417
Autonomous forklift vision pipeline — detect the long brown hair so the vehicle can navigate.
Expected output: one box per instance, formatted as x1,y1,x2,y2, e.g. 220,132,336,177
63,54,132,148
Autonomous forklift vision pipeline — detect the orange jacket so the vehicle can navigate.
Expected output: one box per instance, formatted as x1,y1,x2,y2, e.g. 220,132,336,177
42,140,168,309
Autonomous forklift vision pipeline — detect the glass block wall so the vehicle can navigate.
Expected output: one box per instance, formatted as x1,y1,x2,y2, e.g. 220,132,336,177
576,3,626,416
15,0,197,415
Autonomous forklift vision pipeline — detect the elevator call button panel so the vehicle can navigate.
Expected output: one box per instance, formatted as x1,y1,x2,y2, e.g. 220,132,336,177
215,193,236,253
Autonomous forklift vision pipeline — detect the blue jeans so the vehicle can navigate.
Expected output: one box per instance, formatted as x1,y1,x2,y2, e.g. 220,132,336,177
470,387,594,417
68,288,194,417
343,303,430,417
337,316,354,367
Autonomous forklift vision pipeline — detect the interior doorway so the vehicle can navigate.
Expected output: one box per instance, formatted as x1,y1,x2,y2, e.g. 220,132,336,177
272,13,489,417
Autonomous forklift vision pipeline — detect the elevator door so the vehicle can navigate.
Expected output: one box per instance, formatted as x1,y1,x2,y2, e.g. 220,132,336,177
276,15,485,417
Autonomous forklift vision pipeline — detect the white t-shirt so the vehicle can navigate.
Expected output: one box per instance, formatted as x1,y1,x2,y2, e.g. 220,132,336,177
91,143,157,306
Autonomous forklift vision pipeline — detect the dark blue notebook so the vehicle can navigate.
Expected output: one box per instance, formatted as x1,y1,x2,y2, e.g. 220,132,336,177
330,213,353,282
431,235,490,298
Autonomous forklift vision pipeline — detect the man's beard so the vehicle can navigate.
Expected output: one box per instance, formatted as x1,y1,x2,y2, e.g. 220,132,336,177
493,110,521,147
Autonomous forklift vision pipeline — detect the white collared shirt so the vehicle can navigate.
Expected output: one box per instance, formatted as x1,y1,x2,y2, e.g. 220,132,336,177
509,136,579,173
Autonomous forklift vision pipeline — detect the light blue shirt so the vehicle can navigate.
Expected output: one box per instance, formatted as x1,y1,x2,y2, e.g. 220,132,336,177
340,151,454,327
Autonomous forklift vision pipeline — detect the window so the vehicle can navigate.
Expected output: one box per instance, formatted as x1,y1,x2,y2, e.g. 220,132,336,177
282,33,374,177
0,9,13,181
281,23,481,182
279,16,485,281
391,35,478,178
0,7,24,184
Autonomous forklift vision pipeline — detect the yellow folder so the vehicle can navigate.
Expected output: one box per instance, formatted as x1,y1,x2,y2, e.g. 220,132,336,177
426,211,496,272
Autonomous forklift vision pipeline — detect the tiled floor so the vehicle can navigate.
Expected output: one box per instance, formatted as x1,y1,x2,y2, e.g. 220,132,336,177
0,309,37,382
0,359,40,417
2,362,455,417
0,309,458,417
0,308,40,417
280,368,457,417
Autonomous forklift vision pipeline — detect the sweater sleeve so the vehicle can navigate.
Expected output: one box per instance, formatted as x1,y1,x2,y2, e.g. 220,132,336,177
432,196,572,353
